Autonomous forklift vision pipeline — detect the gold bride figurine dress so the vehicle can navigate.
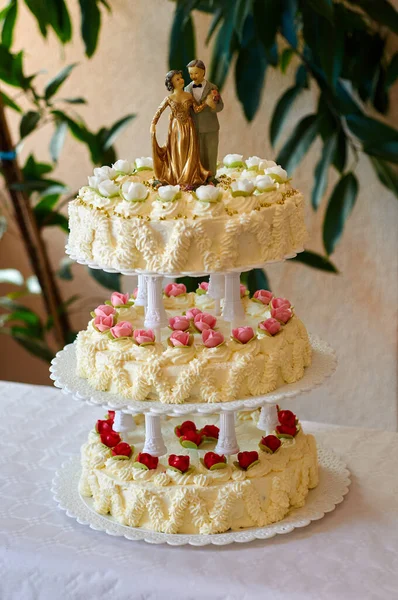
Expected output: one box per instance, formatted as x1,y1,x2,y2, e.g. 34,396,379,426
151,70,211,188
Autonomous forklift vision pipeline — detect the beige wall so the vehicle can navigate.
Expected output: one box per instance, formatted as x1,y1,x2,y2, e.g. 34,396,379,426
1,1,397,429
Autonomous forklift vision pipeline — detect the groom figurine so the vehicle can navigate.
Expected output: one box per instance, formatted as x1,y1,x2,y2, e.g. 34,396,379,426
185,59,224,178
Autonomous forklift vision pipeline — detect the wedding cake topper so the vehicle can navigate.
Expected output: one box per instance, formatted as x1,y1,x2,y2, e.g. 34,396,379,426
150,60,223,188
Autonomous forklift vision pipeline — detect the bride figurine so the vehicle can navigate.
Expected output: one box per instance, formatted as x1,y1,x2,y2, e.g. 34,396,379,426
150,70,212,188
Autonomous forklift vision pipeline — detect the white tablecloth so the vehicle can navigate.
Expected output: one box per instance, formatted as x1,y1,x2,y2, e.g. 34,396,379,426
0,381,397,600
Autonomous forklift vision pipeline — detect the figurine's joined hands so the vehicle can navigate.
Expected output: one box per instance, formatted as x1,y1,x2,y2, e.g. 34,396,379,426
150,93,216,135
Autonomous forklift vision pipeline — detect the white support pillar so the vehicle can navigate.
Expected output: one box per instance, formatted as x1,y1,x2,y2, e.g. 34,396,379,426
257,404,279,435
144,275,168,341
208,273,224,316
222,272,245,329
113,411,136,441
134,274,147,309
142,414,167,457
215,411,239,456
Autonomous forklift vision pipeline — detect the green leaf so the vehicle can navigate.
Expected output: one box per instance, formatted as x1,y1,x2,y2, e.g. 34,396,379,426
280,47,294,74
386,53,398,89
33,192,60,218
23,154,53,179
57,257,74,280
270,84,302,147
276,114,318,174
168,0,196,81
0,45,28,87
233,0,253,41
332,128,347,173
0,90,21,112
51,110,94,145
241,268,271,295
50,120,68,162
79,0,101,57
353,0,398,36
46,0,72,43
0,269,24,285
235,16,267,122
88,268,121,292
0,215,7,240
305,0,334,23
1,0,17,48
291,251,338,273
44,63,78,100
101,114,136,151
369,157,398,198
24,0,49,37
346,114,398,163
323,173,358,255
20,111,41,139
40,211,68,232
281,0,298,48
312,133,337,210
61,97,87,104
209,3,237,90
205,6,222,45
253,0,281,50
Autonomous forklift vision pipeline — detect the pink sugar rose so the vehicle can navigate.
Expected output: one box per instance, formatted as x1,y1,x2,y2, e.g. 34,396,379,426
240,284,248,298
271,297,291,309
169,316,190,331
259,318,281,336
164,283,187,297
94,304,116,318
110,321,133,338
232,326,255,344
202,330,224,348
133,328,155,344
111,292,130,306
186,308,202,320
132,287,138,299
169,330,191,347
253,290,274,305
94,314,114,332
271,306,292,324
199,282,209,291
194,312,217,332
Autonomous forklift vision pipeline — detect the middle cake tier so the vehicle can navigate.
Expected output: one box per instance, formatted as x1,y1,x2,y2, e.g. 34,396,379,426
76,285,312,405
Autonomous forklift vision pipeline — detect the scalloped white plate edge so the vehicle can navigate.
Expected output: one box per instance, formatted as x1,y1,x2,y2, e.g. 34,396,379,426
51,444,351,547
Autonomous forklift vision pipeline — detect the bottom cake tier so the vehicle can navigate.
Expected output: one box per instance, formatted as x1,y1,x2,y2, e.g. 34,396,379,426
79,411,318,535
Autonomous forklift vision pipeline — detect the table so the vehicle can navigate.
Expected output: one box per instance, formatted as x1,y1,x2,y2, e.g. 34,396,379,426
0,381,397,600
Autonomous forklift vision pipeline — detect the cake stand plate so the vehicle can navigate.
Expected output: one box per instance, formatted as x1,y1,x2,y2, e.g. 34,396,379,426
65,244,304,278
49,335,337,416
51,444,350,546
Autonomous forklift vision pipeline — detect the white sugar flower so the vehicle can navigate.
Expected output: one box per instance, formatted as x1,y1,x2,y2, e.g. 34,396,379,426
230,179,255,197
265,165,288,182
158,185,180,202
135,157,154,171
259,159,277,171
223,154,244,168
255,174,277,192
245,156,261,170
98,179,120,197
122,181,148,202
94,166,117,180
88,175,102,189
113,159,134,174
195,185,221,203
240,169,258,181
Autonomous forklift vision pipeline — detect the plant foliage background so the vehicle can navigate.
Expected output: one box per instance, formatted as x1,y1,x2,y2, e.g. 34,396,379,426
0,0,397,368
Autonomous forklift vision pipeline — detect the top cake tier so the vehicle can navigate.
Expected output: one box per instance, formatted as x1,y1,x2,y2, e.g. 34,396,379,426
67,156,307,276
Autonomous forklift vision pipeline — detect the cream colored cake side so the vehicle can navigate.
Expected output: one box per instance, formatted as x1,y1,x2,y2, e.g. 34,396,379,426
79,426,318,534
75,315,311,404
67,191,307,273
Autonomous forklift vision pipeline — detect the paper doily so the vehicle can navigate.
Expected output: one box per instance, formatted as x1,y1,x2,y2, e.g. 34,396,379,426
49,335,337,416
52,444,350,546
